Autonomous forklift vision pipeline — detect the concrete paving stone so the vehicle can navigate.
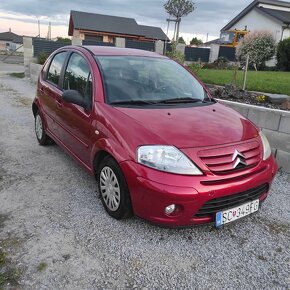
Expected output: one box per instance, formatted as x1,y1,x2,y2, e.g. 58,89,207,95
268,94,290,104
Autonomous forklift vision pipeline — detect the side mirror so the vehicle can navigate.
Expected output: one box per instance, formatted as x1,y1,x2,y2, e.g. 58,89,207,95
62,90,91,110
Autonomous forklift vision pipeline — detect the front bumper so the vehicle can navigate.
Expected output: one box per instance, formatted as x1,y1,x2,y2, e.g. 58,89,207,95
120,155,278,227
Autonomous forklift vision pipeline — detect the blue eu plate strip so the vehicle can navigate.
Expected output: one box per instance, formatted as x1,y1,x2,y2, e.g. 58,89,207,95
216,212,222,227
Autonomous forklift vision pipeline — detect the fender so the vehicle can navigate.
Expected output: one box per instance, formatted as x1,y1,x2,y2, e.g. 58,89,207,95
90,136,133,170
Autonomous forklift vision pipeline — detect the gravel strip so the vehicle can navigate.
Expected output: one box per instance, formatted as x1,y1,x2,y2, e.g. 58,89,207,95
0,74,290,290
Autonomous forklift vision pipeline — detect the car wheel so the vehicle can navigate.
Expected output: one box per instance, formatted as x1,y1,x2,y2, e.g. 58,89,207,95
35,110,52,145
97,156,132,219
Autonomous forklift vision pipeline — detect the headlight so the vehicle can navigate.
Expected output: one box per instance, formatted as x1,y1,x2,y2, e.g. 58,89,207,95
137,145,203,175
259,131,271,160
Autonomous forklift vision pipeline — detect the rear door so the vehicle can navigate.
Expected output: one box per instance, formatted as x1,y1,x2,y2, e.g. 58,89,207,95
38,51,68,140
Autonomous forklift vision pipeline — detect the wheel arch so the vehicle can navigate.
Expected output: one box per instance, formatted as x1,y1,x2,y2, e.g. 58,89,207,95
93,150,112,175
32,102,39,116
91,137,132,175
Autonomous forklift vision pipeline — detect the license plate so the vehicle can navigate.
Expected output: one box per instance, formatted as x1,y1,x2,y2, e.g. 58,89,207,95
215,199,259,227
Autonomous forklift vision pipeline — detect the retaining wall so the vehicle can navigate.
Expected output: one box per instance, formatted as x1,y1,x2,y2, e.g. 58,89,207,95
219,99,290,173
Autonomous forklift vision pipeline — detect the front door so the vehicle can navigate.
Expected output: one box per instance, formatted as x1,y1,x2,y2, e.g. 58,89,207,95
57,52,94,167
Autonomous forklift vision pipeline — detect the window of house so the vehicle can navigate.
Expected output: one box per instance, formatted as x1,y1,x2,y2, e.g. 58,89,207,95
47,51,67,86
63,53,93,108
85,35,103,42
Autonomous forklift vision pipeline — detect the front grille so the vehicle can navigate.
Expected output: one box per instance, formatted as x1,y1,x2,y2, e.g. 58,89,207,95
195,183,269,218
198,141,261,174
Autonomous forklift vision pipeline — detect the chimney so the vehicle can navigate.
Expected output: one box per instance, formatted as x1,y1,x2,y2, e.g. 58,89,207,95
9,28,11,32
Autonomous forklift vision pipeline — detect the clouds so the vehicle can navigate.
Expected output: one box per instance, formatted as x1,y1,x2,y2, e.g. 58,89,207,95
0,0,253,39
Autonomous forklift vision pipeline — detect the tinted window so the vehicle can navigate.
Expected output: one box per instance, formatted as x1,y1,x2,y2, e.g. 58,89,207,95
47,52,67,86
64,53,92,107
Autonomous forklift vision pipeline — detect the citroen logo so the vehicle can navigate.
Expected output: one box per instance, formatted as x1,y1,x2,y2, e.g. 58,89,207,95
232,149,247,169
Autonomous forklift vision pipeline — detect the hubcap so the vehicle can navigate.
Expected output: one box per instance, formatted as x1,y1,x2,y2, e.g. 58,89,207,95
35,114,43,140
100,166,121,211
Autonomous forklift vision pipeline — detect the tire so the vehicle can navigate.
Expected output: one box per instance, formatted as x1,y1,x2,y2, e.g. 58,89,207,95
97,156,132,219
34,110,52,145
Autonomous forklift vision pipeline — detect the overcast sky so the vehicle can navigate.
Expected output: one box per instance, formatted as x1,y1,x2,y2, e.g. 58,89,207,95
0,0,254,43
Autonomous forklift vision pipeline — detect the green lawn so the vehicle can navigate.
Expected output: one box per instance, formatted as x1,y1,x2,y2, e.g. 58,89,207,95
194,69,290,95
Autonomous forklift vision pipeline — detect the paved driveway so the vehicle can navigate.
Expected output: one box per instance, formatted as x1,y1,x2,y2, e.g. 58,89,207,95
0,72,290,289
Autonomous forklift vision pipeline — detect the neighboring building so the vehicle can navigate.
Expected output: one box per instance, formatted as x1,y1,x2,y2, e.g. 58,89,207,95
221,0,290,42
68,10,169,44
0,29,23,52
203,38,220,46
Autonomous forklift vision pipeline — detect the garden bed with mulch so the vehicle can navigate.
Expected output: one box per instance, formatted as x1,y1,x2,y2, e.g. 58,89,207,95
206,84,290,111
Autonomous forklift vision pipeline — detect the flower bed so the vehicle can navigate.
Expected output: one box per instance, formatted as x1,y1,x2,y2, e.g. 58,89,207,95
206,84,290,111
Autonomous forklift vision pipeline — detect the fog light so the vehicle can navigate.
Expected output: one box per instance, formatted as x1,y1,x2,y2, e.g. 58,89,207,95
165,204,176,215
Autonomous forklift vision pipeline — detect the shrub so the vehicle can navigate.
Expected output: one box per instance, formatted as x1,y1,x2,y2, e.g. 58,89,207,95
202,57,236,70
37,51,49,65
165,42,185,64
277,37,290,71
187,62,204,74
236,31,276,71
213,56,229,69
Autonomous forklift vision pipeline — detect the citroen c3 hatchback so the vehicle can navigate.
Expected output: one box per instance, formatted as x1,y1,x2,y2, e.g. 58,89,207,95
33,46,278,227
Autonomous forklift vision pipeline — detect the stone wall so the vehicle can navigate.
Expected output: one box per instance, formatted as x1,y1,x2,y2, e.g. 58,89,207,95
219,99,290,173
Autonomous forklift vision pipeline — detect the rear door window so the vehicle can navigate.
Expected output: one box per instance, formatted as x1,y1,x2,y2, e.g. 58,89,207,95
46,52,67,86
63,53,93,108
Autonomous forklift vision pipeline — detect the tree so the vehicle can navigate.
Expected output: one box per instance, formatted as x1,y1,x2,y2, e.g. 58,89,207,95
164,0,194,42
236,31,276,71
56,37,71,44
190,37,203,46
178,36,186,44
276,37,290,71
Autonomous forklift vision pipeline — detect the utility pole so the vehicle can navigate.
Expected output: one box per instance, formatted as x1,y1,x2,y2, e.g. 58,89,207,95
38,19,40,37
49,22,51,40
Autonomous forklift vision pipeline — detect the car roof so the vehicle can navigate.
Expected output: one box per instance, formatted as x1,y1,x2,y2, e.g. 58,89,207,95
82,45,167,58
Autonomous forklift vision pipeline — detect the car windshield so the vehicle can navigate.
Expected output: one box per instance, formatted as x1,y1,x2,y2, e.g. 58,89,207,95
95,56,210,106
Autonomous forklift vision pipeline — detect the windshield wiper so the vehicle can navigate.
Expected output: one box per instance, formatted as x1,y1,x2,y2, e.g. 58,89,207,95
155,97,204,104
109,100,157,106
110,97,214,106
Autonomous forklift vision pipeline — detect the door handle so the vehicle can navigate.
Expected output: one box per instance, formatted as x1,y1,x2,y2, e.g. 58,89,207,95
55,100,62,108
39,87,45,93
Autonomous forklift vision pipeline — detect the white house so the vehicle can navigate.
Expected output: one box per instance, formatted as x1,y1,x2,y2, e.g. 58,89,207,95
222,0,290,42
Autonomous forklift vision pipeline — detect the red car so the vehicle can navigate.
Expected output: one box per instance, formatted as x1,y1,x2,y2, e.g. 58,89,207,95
33,46,277,227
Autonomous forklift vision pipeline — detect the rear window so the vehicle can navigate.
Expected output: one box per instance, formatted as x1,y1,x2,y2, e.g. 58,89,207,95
47,52,67,86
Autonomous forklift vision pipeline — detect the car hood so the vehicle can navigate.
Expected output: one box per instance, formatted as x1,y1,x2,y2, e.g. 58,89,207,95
113,103,258,148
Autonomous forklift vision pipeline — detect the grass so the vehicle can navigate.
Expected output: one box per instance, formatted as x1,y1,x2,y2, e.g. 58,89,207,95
9,72,25,78
37,262,47,272
0,249,20,289
194,69,290,95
